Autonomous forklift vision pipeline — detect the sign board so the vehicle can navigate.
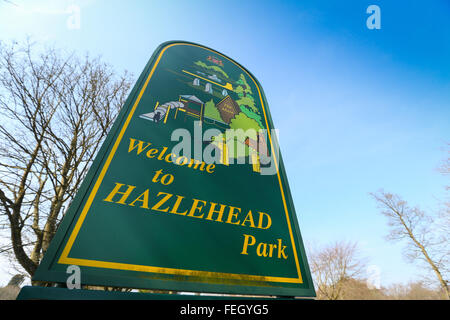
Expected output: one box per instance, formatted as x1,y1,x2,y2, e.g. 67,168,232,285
33,41,315,297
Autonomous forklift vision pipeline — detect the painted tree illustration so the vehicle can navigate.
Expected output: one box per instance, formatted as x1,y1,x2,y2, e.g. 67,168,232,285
235,74,253,96
234,74,259,115
228,113,261,158
240,104,264,128
229,113,261,136
194,61,229,79
203,99,223,122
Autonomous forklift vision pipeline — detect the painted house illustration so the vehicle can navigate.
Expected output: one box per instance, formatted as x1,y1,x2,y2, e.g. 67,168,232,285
139,95,204,123
139,94,240,127
178,95,204,120
138,94,262,173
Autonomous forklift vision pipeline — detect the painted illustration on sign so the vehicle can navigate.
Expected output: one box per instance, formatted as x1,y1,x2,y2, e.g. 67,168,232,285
138,54,268,171
33,41,315,298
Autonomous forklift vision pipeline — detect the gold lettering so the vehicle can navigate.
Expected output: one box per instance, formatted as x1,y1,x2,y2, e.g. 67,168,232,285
146,148,158,158
206,163,215,173
170,195,188,216
129,189,150,209
226,206,241,225
127,137,215,174
206,202,226,222
128,138,151,155
241,210,256,228
175,156,189,166
151,192,172,212
187,199,207,218
257,242,268,257
240,234,256,255
187,158,205,171
103,183,136,205
157,147,168,160
257,212,272,230
268,243,277,257
164,152,174,163
277,239,288,259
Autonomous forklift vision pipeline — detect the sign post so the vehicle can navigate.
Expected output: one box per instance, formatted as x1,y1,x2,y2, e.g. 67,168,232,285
32,41,315,298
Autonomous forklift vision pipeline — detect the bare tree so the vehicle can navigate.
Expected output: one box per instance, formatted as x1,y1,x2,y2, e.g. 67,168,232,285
0,40,132,278
336,278,386,300
385,281,445,300
309,241,368,300
371,191,449,299
438,143,450,178
438,143,450,245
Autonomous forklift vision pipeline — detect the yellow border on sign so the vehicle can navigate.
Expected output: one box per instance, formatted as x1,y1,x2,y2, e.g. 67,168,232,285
58,43,303,284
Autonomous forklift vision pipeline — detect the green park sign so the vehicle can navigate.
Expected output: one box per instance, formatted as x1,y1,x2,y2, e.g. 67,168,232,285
33,41,315,297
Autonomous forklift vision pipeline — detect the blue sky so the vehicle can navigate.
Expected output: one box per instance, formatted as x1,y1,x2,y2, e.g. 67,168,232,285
0,0,449,288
